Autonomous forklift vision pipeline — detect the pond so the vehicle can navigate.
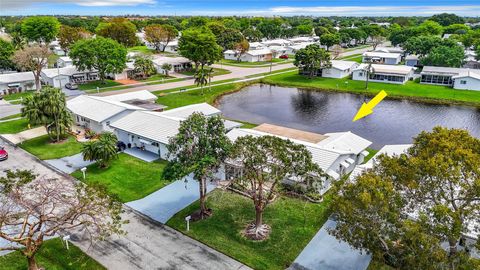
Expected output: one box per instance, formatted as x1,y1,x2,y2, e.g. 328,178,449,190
217,84,480,149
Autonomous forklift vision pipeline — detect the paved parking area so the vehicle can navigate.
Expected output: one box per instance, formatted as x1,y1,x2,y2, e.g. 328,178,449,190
1,127,47,144
45,153,95,174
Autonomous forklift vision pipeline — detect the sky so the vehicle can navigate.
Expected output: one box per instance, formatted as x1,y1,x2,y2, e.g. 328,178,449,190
1,0,480,17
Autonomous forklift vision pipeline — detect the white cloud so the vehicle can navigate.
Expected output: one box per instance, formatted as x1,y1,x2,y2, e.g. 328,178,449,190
1,0,156,9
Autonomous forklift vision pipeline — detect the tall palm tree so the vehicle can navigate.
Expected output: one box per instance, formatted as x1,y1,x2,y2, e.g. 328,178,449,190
194,68,209,95
82,132,118,168
206,68,214,92
363,61,375,90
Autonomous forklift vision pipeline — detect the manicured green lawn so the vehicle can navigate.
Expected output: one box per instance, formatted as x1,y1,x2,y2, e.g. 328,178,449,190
127,45,155,54
2,91,32,101
0,238,105,270
339,53,363,63
145,78,185,86
0,118,31,134
20,135,83,160
180,67,231,77
77,80,122,91
0,114,22,120
262,71,480,106
138,74,171,82
167,190,331,270
219,58,291,67
71,153,170,202
363,148,379,164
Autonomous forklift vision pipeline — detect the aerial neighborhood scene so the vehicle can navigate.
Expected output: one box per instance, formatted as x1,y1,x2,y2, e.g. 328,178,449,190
2,0,480,269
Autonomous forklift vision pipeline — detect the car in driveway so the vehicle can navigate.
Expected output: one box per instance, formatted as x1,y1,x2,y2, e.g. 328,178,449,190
65,83,79,90
279,54,289,59
0,146,8,161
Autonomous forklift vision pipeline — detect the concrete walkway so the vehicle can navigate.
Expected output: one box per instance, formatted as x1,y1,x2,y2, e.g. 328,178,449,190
0,101,21,119
2,126,47,144
0,138,250,269
45,153,95,174
289,219,371,270
126,177,216,223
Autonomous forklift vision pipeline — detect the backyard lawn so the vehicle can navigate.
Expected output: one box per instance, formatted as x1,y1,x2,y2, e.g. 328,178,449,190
0,118,31,134
219,58,292,67
167,190,331,270
262,71,480,106
71,153,170,202
0,238,105,270
20,135,83,160
2,91,32,101
339,53,363,63
127,45,155,54
77,80,122,91
180,67,231,77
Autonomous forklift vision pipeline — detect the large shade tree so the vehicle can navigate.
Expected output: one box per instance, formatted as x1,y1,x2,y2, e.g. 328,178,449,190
229,135,323,240
58,25,91,54
178,27,222,72
320,33,340,51
166,113,231,219
69,37,127,83
331,127,480,269
12,45,51,91
21,87,72,142
421,45,465,67
0,170,125,270
21,16,60,44
294,44,331,78
144,24,178,52
96,18,138,47
0,39,15,71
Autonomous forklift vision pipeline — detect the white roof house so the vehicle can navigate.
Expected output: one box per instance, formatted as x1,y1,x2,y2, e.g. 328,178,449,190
373,47,404,54
249,42,265,50
320,60,359,79
421,66,480,90
286,42,317,54
159,103,221,119
0,72,36,93
452,71,480,91
362,51,402,65
152,56,191,74
261,39,292,47
352,64,414,84
102,90,157,103
288,37,315,43
316,131,373,155
224,48,273,62
57,56,73,68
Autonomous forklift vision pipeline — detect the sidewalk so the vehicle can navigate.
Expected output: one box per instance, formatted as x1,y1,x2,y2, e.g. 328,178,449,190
1,126,47,144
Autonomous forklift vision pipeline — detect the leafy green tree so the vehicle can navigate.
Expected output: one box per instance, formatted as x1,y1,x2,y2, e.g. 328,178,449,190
294,44,331,78
21,87,72,142
0,39,15,71
403,35,444,57
69,37,127,83
216,28,244,51
234,39,250,62
144,24,178,52
242,27,262,42
10,31,26,50
443,24,470,34
96,18,138,47
257,19,283,39
421,45,465,67
0,170,125,270
331,127,480,269
430,13,465,26
476,45,480,62
178,27,222,72
82,132,119,168
133,55,156,79
229,135,323,240
314,26,330,37
21,16,60,43
166,113,231,219
296,24,313,35
58,25,90,54
12,45,51,91
320,33,340,51
416,20,444,36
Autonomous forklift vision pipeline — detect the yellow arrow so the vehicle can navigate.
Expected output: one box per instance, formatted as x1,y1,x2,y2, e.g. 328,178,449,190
353,90,388,122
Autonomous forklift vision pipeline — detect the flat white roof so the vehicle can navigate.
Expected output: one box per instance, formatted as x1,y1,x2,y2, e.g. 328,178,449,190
363,51,401,59
329,60,359,71
102,90,157,103
0,72,35,84
41,67,95,78
421,66,468,75
355,64,413,76
159,103,220,119
246,48,272,56
452,71,480,80
67,95,144,123
152,56,190,66
317,131,372,155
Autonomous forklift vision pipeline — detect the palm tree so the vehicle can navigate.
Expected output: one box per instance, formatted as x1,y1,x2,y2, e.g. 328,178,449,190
133,56,156,79
206,68,214,92
161,63,172,77
363,61,375,90
82,132,118,168
194,68,209,95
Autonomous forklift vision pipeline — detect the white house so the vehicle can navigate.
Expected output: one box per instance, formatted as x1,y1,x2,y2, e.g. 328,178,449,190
56,57,73,68
0,72,36,95
110,103,241,160
452,71,480,91
152,56,192,74
157,40,179,53
261,39,292,47
249,42,265,50
352,64,414,84
224,48,273,62
405,55,419,67
420,66,480,91
285,42,317,55
225,124,371,194
463,50,479,69
41,67,98,88
321,60,359,78
362,51,402,65
67,95,145,133
374,47,405,54
288,37,315,44
268,46,288,57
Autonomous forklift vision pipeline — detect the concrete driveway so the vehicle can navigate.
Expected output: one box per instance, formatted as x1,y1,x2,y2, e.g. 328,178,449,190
1,127,47,144
45,153,95,174
0,100,21,119
126,177,216,223
0,138,250,270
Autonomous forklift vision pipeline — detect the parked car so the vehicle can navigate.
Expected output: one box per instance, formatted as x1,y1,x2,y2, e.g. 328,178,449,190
0,146,8,161
65,83,79,90
279,54,289,59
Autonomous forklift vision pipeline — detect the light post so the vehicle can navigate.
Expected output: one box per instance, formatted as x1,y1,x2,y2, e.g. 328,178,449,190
80,167,87,180
62,235,71,250
185,215,191,231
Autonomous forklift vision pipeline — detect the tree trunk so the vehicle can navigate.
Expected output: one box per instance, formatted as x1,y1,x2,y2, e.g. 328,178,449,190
27,255,39,270
448,238,458,256
34,75,41,92
199,177,207,218
255,206,263,229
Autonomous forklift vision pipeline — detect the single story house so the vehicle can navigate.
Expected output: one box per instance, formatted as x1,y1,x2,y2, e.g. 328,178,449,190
224,48,273,62
321,60,359,78
110,103,241,160
249,42,265,50
0,72,36,95
152,56,192,74
362,51,402,65
374,47,405,54
48,40,65,56
261,39,292,47
146,40,179,53
67,95,145,133
268,46,288,57
405,55,419,67
225,124,372,194
352,64,414,84
56,57,73,68
420,66,480,90
288,37,315,44
285,42,319,55
102,90,166,111
452,71,480,91
41,67,98,88
463,50,479,70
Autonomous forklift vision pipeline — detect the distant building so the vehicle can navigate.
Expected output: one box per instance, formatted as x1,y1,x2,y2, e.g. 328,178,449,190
420,66,480,90
299,60,359,79
151,56,192,74
56,57,73,68
0,72,36,95
224,48,273,62
41,67,98,88
352,64,414,84
405,55,419,67
362,51,402,65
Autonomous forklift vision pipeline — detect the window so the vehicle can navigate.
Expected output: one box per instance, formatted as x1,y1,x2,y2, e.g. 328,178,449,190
460,80,467,85
359,72,364,76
